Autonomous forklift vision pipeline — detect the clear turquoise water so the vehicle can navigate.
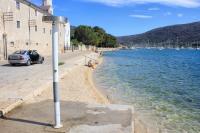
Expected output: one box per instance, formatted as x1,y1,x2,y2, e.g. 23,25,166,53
94,49,200,133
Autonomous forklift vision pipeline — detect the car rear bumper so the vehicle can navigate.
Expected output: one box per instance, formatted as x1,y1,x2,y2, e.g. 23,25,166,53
8,60,27,64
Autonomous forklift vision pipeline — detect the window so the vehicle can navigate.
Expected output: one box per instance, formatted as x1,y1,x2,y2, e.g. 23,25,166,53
14,50,26,55
16,1,20,9
35,26,37,32
10,42,14,47
35,10,37,16
17,21,20,28
43,28,45,34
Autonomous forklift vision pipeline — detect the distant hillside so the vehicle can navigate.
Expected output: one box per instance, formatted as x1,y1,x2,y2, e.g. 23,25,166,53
71,26,76,30
117,21,200,48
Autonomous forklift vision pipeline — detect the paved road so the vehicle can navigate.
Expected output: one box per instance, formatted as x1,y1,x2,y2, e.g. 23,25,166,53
0,51,94,115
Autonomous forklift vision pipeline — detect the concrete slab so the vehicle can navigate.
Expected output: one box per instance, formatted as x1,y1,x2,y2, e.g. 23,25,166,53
0,100,134,133
68,124,126,133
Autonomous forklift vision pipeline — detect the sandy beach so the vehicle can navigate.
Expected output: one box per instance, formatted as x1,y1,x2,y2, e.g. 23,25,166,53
24,55,110,105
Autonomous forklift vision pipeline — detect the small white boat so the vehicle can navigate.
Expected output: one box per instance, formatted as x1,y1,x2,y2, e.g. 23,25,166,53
159,47,164,50
131,47,136,50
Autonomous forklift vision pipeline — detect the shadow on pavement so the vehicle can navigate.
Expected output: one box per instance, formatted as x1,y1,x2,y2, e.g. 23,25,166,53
1,64,22,67
0,100,133,133
1,64,37,67
1,117,52,127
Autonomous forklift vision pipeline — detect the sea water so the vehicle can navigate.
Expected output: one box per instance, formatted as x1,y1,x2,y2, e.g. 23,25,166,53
94,49,200,133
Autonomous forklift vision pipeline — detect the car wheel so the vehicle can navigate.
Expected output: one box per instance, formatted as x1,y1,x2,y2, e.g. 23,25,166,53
40,60,43,64
26,60,31,66
39,57,44,64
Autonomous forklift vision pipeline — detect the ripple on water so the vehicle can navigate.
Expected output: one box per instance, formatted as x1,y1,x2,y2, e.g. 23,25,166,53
94,49,200,133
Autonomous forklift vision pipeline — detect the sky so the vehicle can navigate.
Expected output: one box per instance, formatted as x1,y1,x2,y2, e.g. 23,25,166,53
32,0,200,36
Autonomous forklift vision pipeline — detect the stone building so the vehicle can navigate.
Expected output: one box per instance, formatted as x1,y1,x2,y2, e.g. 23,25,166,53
0,0,70,60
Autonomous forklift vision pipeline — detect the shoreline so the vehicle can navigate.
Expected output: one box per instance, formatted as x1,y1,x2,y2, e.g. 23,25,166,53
91,53,158,133
23,52,111,105
59,52,112,105
57,53,110,104
92,57,116,104
87,57,111,104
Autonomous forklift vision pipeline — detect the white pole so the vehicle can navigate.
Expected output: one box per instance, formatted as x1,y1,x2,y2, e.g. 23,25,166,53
52,21,62,129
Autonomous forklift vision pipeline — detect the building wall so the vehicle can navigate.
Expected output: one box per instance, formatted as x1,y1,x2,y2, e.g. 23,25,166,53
0,5,3,57
0,0,68,60
59,23,65,53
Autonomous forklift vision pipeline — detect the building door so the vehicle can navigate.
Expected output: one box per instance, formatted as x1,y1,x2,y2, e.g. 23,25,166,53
3,34,8,60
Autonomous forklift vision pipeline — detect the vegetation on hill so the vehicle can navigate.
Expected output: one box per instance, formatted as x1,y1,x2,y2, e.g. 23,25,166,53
117,21,200,48
71,25,118,48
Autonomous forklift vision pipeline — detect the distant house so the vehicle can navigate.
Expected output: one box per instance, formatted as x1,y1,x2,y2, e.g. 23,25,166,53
0,0,71,60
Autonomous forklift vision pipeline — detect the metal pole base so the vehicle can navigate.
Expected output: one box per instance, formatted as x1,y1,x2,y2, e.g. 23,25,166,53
53,124,63,129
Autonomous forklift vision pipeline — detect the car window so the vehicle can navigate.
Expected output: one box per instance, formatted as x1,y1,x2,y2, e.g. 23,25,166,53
28,51,32,55
14,50,26,55
32,51,38,55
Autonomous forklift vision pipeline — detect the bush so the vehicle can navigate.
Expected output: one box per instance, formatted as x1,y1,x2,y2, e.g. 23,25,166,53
59,62,65,66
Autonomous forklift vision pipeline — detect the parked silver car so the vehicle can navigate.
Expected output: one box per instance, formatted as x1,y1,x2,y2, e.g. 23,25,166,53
8,50,44,66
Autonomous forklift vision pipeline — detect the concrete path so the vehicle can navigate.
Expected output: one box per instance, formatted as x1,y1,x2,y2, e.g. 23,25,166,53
0,100,133,133
0,51,95,116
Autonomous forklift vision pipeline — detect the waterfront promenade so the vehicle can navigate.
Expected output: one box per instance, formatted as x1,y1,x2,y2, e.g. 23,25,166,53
0,51,91,116
0,51,134,133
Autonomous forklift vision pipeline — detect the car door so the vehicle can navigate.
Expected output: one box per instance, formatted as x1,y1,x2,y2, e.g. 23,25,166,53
28,50,34,61
32,51,39,62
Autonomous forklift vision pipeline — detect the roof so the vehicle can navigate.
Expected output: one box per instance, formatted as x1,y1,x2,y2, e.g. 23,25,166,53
16,0,51,15
43,16,68,23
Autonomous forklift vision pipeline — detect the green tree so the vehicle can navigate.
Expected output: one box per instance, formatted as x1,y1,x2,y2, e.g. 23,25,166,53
93,26,106,46
74,25,99,46
71,39,79,47
73,25,117,48
103,34,118,47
